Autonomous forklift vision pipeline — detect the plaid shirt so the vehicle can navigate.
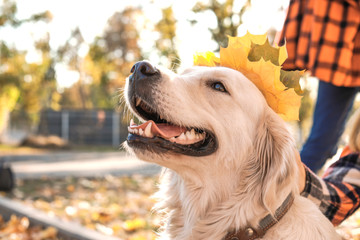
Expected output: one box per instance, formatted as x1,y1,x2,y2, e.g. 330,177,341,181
277,0,360,87
302,148,360,226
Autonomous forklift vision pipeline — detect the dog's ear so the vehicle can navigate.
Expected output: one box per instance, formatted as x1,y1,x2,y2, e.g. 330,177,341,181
246,108,297,210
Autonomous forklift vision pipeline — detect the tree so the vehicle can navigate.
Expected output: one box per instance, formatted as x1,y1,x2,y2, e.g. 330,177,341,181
192,0,251,49
0,54,20,141
155,7,180,70
35,35,59,111
90,8,144,109
0,0,53,141
59,7,144,110
103,8,142,63
57,27,90,109
0,0,51,27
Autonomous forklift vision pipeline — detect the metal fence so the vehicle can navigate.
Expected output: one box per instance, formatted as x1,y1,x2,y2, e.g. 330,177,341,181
37,110,128,146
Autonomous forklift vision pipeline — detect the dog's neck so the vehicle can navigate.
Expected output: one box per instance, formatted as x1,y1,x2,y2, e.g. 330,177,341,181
224,192,295,240
156,166,296,240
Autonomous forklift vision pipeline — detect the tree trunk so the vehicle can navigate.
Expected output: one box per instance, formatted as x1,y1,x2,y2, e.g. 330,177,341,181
0,108,10,143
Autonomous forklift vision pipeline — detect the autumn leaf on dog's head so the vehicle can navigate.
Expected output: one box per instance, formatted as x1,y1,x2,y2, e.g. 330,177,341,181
249,41,279,65
193,51,220,67
280,69,305,95
193,32,304,121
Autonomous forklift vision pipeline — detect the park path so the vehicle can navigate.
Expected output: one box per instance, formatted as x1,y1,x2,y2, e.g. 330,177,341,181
0,151,161,239
0,151,161,179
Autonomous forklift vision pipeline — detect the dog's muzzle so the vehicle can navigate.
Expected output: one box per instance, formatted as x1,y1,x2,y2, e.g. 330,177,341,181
125,61,218,157
128,61,160,104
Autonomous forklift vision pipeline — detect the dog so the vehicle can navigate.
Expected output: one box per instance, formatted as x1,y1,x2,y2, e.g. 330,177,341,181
124,60,340,240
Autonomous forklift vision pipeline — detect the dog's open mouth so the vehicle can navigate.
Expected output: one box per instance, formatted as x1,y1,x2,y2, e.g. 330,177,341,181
126,96,218,156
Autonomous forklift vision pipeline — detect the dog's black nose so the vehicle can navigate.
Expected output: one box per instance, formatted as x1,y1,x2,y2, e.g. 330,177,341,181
131,61,159,76
128,61,160,96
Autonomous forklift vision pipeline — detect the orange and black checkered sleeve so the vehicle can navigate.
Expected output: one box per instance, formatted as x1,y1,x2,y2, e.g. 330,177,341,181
277,0,360,87
302,153,360,226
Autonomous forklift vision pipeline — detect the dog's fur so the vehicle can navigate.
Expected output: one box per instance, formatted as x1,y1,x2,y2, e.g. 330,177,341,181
124,63,340,240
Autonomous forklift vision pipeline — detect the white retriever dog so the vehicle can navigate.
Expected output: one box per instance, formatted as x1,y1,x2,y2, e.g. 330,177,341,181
124,61,340,240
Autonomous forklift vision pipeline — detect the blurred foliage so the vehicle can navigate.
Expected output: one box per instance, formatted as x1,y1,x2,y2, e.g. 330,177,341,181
0,1,54,139
0,3,149,134
58,8,143,110
103,9,142,62
297,77,314,144
0,36,55,123
57,27,91,109
0,0,254,119
299,89,313,123
0,0,52,27
156,7,180,71
192,0,251,49
0,84,19,137
0,0,316,145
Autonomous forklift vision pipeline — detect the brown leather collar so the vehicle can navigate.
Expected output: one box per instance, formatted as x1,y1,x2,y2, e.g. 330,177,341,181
224,193,294,240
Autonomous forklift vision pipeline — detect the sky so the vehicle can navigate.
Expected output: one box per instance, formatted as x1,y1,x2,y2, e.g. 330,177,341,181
0,0,289,88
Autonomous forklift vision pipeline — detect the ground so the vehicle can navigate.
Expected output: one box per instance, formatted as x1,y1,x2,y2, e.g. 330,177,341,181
0,145,358,239
1,175,359,240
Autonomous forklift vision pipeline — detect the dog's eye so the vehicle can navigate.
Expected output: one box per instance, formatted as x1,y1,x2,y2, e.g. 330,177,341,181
211,82,227,92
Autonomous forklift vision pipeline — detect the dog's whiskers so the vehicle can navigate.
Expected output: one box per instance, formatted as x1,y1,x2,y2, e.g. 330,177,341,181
115,87,135,124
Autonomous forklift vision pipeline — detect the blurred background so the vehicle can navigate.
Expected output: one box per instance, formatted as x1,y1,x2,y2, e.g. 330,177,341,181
0,0,359,239
0,0,297,148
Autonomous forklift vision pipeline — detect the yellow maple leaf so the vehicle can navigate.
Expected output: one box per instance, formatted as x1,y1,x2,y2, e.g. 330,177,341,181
220,43,249,71
229,32,267,49
246,59,302,121
193,32,303,121
193,51,220,67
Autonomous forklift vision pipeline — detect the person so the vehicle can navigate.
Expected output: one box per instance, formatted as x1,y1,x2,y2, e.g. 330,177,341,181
277,0,360,173
297,108,360,226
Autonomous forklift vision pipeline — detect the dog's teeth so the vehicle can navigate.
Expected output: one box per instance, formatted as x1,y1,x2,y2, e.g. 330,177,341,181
130,119,135,126
134,129,139,134
128,127,136,134
178,132,186,140
136,98,142,106
186,130,195,140
196,132,205,140
144,122,154,138
190,129,196,138
195,133,200,139
139,128,144,136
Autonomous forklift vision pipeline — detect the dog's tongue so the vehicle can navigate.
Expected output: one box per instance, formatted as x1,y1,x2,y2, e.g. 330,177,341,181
129,120,187,138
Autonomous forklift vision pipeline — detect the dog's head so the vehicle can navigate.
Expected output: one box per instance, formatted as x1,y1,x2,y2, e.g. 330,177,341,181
124,61,297,197
125,61,267,159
